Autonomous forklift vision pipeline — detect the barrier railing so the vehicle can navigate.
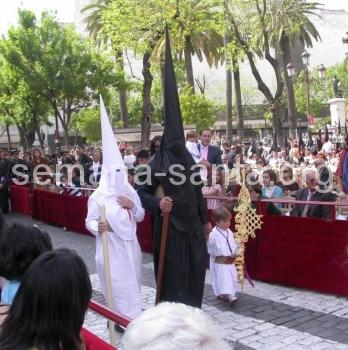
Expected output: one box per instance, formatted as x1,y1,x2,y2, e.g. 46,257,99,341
88,300,131,328
82,300,132,349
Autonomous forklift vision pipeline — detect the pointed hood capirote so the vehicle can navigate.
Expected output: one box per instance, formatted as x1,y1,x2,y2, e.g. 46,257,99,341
150,29,200,232
89,96,137,240
156,28,194,172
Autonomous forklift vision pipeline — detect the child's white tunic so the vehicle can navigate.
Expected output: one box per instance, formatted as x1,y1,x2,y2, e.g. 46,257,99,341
208,227,238,297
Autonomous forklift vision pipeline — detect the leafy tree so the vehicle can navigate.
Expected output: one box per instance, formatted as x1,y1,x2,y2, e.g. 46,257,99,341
0,58,51,150
81,0,130,127
152,0,224,93
1,10,117,148
103,0,223,145
179,86,217,130
294,69,326,118
103,0,171,147
71,108,102,143
225,0,285,145
294,62,348,122
268,0,321,138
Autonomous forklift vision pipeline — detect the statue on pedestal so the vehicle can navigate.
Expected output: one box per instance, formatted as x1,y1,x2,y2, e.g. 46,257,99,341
332,76,343,98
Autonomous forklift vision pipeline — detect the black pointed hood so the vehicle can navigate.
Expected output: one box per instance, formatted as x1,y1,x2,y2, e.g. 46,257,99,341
157,28,190,171
150,29,202,233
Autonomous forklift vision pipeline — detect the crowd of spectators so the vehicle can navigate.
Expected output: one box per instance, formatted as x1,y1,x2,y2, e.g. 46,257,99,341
0,128,346,219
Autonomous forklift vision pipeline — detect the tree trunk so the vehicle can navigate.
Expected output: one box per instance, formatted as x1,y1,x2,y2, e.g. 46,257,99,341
280,35,297,139
141,52,154,148
184,36,195,93
36,128,45,149
36,126,44,149
233,59,243,140
271,102,283,146
62,123,69,149
116,50,129,128
17,125,28,152
24,125,35,149
224,34,233,142
6,123,11,150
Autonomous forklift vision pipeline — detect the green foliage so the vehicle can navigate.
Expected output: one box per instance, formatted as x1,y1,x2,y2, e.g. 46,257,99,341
325,62,348,99
0,10,119,147
294,69,326,117
71,108,101,143
179,87,217,130
294,61,348,124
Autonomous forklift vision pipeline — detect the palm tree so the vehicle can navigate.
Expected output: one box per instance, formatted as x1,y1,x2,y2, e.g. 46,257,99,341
269,0,321,139
224,33,233,141
81,0,129,127
151,0,225,94
233,58,243,140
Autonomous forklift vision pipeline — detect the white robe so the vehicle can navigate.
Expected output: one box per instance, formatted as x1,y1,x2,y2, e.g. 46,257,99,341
85,191,144,319
208,227,238,297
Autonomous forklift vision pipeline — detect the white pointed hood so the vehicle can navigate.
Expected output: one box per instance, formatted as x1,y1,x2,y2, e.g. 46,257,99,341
89,96,136,240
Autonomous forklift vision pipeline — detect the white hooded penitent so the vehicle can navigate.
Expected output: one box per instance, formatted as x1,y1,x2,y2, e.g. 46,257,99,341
89,96,136,240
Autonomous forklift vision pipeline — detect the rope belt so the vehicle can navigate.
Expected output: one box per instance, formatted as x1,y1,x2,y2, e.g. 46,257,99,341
215,256,235,264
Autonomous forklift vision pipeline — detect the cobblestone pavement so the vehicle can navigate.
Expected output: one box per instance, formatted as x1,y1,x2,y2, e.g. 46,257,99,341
6,213,348,350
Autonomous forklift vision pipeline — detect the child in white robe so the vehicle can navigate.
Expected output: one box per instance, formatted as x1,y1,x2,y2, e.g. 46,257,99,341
208,207,238,303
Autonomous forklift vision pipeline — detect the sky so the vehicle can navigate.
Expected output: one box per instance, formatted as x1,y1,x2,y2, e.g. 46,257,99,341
0,0,347,35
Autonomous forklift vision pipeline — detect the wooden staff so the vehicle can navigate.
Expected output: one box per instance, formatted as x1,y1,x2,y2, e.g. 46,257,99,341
100,205,117,345
155,211,170,305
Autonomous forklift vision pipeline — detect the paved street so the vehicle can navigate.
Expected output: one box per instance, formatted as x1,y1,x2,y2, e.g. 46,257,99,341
6,213,348,350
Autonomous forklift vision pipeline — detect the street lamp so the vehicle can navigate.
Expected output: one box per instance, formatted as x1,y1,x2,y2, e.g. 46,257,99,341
286,62,295,77
301,50,311,67
302,50,312,125
318,64,327,102
342,32,348,56
318,64,326,80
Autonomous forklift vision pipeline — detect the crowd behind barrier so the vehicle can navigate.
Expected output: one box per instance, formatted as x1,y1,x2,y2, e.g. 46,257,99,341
9,183,348,297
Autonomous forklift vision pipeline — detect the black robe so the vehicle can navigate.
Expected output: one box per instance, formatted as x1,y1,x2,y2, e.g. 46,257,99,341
136,160,208,308
137,29,209,308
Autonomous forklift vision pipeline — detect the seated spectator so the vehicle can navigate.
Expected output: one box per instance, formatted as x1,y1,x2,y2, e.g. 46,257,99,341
314,158,331,191
122,302,231,350
85,149,102,186
291,170,336,219
72,167,83,189
136,149,149,166
221,154,229,171
0,249,92,350
278,166,299,194
254,157,266,181
248,184,281,215
0,224,52,304
262,169,283,199
150,136,162,158
57,175,81,197
128,169,135,187
124,146,136,169
202,169,224,210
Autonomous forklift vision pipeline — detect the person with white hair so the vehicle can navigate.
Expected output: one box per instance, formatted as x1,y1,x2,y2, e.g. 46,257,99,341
86,98,144,320
122,302,232,350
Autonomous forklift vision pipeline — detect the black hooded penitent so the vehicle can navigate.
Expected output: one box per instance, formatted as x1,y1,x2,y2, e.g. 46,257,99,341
136,29,208,308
